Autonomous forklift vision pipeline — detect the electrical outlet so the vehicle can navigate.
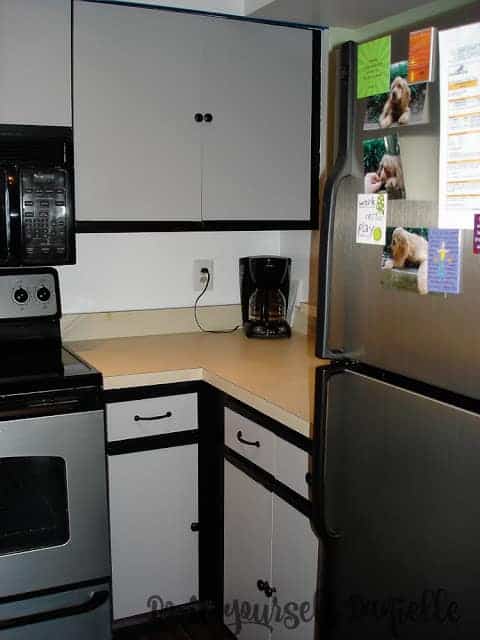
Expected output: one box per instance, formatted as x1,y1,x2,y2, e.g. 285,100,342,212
194,259,214,292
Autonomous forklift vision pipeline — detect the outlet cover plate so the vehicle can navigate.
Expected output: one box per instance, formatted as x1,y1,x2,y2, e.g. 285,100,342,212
194,259,214,292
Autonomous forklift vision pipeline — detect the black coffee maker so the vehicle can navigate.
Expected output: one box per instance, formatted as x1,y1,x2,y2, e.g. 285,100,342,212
239,256,291,339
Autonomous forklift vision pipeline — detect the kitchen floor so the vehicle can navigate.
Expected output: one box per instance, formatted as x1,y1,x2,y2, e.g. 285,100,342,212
113,614,234,640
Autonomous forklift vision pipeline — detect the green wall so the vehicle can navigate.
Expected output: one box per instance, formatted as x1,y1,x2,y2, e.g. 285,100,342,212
329,0,476,47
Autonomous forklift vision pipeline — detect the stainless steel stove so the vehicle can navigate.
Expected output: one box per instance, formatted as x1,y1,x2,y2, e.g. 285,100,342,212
0,268,111,639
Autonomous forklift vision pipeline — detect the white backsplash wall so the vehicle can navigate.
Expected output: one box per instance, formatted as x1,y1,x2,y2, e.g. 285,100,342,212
280,230,311,303
58,232,280,314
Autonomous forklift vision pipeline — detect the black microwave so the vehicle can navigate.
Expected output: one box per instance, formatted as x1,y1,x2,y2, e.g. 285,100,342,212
0,125,75,266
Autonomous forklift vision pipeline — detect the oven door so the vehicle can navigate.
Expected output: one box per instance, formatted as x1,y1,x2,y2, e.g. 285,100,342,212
0,410,110,598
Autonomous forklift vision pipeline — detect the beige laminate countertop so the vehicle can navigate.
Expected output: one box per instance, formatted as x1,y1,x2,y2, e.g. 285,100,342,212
68,332,329,438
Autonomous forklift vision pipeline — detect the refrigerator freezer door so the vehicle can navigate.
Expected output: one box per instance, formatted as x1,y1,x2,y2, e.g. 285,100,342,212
313,368,480,639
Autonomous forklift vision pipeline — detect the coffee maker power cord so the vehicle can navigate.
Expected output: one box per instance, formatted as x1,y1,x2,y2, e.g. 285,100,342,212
194,269,240,334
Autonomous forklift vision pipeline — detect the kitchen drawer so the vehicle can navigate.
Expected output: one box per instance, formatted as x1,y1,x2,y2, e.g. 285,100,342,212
276,437,311,500
225,407,275,475
107,393,198,442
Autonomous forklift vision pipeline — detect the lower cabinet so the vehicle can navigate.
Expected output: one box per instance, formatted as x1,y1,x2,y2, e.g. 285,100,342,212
224,461,318,640
108,444,199,621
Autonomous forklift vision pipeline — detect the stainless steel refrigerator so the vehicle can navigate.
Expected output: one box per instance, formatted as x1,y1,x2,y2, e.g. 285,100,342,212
312,3,480,638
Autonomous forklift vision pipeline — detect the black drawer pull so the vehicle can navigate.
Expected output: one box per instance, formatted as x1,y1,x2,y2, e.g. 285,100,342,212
305,472,312,486
134,411,172,422
237,430,260,447
191,522,200,532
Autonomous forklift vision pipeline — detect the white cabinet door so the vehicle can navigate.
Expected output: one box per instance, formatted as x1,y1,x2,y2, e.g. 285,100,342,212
224,461,272,640
271,497,318,640
201,19,312,222
0,0,71,126
109,445,199,620
73,1,203,222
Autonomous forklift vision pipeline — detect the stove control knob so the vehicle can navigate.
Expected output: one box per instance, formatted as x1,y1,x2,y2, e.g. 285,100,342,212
13,288,29,304
36,286,51,303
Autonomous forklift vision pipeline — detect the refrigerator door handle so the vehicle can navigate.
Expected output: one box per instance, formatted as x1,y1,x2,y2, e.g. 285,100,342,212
316,41,356,360
312,365,345,541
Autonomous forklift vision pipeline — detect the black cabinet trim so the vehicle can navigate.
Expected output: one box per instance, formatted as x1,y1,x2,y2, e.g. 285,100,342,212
76,220,315,233
198,384,225,614
104,381,202,404
107,429,199,455
224,394,312,453
310,29,322,229
225,446,312,518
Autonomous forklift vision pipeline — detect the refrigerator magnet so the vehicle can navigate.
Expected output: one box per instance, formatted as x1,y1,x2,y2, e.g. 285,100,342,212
427,228,462,294
356,193,387,245
357,36,391,99
381,227,429,295
474,214,480,254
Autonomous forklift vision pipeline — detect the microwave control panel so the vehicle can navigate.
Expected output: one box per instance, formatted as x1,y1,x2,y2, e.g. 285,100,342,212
20,168,72,265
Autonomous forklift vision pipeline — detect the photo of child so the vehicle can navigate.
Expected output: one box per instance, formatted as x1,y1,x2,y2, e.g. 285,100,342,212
363,134,406,200
364,61,429,131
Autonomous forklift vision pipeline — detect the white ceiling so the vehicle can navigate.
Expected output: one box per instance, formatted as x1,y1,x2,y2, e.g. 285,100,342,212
249,0,436,27
101,0,271,16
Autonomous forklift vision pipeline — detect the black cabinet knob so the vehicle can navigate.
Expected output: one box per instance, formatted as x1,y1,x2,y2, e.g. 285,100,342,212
13,288,28,304
194,113,204,123
204,113,213,123
190,522,200,532
36,287,51,303
257,579,276,598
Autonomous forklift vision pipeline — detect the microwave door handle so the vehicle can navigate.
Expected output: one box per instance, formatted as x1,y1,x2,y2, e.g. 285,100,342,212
0,172,10,263
5,172,20,262
0,589,109,631
316,41,356,360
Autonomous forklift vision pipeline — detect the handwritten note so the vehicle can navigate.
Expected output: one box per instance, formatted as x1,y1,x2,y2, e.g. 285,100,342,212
356,193,387,245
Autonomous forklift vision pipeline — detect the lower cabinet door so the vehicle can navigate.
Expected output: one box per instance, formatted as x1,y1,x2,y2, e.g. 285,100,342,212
224,461,273,640
271,497,318,640
109,445,199,620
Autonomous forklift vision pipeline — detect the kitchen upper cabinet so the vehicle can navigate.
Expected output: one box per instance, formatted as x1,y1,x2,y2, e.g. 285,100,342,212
0,0,71,126
73,1,204,222
201,20,312,222
224,461,318,639
73,1,318,226
109,445,199,620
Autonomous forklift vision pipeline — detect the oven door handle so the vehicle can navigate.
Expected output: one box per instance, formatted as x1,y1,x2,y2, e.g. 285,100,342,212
0,589,109,630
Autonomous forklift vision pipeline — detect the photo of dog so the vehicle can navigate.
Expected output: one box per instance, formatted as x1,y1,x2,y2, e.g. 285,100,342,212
363,135,406,200
364,61,429,131
379,76,411,128
381,227,429,295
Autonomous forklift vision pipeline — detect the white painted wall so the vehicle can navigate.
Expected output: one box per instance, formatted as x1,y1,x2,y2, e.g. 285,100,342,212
58,232,281,313
280,230,311,303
